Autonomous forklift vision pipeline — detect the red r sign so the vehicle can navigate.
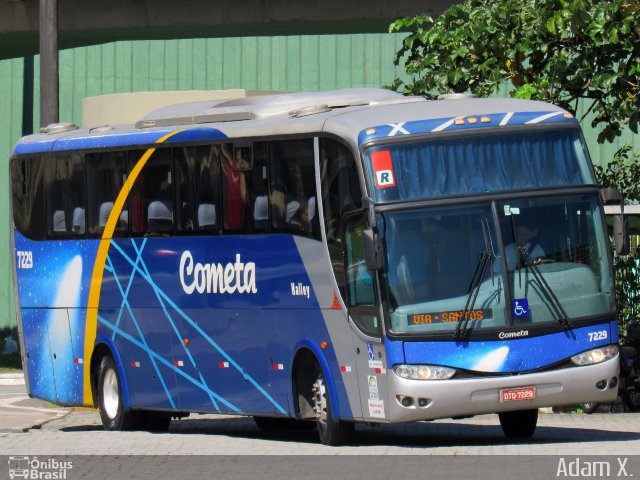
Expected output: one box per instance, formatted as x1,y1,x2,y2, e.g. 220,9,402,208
371,150,396,188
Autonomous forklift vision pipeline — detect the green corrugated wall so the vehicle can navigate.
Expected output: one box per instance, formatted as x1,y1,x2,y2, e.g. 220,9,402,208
0,33,407,330
0,32,638,330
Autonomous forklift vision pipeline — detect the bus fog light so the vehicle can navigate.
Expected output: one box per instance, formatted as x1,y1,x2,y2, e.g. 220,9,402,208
418,398,429,407
393,364,456,380
610,377,618,389
571,345,618,366
396,395,414,407
596,380,607,390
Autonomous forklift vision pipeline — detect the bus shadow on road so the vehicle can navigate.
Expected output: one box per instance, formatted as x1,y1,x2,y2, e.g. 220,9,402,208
59,414,638,447
348,422,640,448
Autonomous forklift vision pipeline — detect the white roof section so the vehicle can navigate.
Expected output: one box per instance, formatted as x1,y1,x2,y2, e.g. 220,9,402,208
82,89,281,128
21,89,574,152
135,88,410,128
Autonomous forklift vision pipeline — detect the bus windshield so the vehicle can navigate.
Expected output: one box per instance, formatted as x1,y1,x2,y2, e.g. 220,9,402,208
364,129,595,202
382,194,613,336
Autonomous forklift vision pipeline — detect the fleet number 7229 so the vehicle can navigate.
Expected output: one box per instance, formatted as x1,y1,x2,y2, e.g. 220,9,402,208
588,330,608,342
16,251,33,269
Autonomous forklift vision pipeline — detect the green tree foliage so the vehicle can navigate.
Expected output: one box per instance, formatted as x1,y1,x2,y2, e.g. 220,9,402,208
594,146,640,329
391,1,640,327
390,0,640,143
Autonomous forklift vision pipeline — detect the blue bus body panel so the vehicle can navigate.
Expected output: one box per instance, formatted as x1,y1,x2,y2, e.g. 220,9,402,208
15,236,95,405
387,321,618,372
15,231,349,416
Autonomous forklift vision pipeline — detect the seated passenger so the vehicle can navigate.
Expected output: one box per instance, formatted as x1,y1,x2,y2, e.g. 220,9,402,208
286,200,310,232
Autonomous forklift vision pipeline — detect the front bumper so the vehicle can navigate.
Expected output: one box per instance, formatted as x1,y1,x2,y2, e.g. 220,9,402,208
386,356,619,422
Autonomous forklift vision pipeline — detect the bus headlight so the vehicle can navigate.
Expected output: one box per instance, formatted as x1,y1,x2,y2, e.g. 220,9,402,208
571,345,619,366
393,364,456,380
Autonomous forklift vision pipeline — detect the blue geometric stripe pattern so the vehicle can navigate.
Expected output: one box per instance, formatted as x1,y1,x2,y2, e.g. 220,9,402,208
358,111,577,145
102,238,286,414
98,314,239,411
129,240,221,412
103,249,177,410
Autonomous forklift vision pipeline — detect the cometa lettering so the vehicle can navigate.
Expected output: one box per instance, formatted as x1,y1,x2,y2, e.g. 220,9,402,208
498,330,529,339
179,251,257,295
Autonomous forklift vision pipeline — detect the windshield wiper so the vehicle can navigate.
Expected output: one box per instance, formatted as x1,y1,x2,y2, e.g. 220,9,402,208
454,250,492,340
455,219,496,340
518,248,572,330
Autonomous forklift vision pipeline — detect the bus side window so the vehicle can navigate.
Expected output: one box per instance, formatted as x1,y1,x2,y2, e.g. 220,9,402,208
320,138,363,298
10,156,45,240
86,151,128,237
250,142,269,232
269,139,318,239
45,154,85,238
130,148,174,236
176,145,221,233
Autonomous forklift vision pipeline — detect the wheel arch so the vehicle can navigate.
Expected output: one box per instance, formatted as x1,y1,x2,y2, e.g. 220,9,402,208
291,338,341,420
90,335,132,410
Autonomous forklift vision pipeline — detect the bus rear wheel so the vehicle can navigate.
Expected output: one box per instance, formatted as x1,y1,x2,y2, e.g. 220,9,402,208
312,369,354,445
498,409,538,438
97,355,144,431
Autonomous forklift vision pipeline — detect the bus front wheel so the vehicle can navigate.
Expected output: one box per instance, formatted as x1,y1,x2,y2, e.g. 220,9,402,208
498,409,538,438
97,355,144,431
312,369,354,445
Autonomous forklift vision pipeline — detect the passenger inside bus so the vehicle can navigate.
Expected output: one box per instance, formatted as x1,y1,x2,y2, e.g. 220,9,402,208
286,200,311,232
222,144,247,230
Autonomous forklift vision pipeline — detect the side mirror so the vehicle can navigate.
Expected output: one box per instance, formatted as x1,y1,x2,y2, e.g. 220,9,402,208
614,214,630,256
600,187,623,205
363,228,383,271
600,187,630,255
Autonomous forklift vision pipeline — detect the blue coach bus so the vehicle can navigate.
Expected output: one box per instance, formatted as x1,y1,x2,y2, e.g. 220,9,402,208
10,88,626,444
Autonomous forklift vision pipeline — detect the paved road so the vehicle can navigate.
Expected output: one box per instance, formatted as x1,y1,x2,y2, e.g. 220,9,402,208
2,378,640,478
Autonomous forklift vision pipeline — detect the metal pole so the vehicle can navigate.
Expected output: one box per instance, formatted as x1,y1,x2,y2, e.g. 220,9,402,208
39,0,59,127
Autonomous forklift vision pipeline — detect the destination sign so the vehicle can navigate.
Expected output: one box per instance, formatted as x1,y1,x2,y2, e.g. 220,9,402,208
408,309,492,325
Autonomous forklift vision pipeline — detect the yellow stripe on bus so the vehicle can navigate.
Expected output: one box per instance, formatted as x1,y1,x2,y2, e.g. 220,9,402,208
83,130,183,406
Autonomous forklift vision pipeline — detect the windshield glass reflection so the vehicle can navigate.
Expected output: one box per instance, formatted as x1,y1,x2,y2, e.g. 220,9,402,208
383,195,613,336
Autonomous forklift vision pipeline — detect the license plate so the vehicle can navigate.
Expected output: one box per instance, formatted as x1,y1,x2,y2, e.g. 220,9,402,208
500,386,536,402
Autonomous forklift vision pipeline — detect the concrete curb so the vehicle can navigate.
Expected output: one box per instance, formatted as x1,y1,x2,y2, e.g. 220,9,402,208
0,372,25,385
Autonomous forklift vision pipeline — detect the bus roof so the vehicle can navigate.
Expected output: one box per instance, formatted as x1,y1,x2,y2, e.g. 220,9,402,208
12,88,575,156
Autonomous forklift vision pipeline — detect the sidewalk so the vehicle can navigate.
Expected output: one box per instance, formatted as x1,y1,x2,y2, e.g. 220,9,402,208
0,372,71,432
0,372,25,386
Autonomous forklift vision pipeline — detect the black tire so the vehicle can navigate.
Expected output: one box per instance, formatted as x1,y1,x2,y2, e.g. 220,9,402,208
582,402,600,414
312,368,354,445
253,416,315,432
498,409,538,439
97,355,145,431
623,367,640,411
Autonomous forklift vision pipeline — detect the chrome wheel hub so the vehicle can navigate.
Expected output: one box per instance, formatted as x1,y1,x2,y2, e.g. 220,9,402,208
102,368,119,420
312,376,327,425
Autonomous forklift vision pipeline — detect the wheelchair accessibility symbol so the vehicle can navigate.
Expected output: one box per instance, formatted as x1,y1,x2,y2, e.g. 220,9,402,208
512,298,530,319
